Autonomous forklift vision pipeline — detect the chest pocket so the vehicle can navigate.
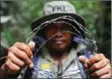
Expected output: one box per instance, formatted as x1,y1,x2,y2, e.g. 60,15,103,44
31,68,56,78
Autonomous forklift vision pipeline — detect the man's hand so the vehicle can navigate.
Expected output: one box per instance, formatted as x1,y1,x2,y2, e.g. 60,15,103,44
79,53,111,79
0,41,35,75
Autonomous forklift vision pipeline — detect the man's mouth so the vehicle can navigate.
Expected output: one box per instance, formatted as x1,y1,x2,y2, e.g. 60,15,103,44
55,40,64,44
54,39,66,45
53,37,66,44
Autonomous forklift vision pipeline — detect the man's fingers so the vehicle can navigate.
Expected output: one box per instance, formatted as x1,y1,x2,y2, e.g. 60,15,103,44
8,46,33,68
8,52,25,67
28,41,35,59
79,55,86,64
5,59,20,74
100,70,112,78
28,41,35,50
14,42,32,57
90,64,111,77
87,53,105,66
78,55,89,68
89,58,110,71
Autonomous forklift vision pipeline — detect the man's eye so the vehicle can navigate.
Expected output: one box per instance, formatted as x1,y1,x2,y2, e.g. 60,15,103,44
62,28,69,31
46,26,57,31
62,27,73,31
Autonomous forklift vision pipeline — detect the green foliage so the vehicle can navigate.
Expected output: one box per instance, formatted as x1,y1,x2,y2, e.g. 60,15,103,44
3,26,15,46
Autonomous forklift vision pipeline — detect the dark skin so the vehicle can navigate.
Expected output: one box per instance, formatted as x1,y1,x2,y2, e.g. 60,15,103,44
44,23,73,61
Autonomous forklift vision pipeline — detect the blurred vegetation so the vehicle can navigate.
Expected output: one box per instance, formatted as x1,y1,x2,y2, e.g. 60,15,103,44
0,0,111,60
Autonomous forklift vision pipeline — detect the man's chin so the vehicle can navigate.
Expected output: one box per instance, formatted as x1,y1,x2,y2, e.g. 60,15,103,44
53,45,67,52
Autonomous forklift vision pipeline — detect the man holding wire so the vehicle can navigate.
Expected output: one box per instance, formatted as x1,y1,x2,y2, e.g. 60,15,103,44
0,1,111,79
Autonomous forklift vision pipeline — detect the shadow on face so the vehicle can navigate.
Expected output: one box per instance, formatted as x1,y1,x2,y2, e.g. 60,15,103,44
44,23,74,52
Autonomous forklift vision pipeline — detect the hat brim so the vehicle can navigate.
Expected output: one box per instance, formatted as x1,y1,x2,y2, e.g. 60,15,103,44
31,13,86,31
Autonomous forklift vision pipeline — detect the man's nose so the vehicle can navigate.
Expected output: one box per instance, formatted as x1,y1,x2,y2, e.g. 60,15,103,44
56,31,64,37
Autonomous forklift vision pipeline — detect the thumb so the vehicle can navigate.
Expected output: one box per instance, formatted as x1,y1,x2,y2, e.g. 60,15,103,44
79,55,89,68
27,41,35,50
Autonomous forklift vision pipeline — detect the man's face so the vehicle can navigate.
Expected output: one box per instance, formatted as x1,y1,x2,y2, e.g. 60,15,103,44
44,23,73,52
